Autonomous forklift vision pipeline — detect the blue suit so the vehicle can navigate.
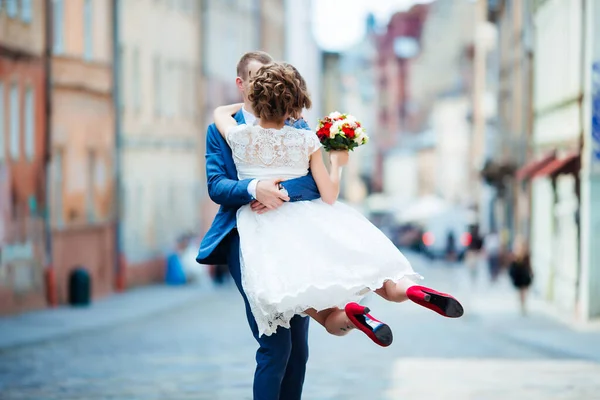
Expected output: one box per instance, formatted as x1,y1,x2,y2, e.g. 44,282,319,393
197,110,320,400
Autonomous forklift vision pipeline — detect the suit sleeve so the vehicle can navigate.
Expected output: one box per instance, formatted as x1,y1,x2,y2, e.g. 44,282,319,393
205,124,254,207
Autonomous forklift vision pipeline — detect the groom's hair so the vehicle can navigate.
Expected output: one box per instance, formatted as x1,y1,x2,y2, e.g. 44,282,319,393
236,51,273,79
248,63,312,122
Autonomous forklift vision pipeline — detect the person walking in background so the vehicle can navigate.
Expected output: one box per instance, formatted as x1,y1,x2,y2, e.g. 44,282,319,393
484,230,502,283
445,230,457,262
508,236,534,315
466,225,484,283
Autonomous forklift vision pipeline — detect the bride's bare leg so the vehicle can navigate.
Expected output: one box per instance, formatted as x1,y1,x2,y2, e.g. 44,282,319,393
304,307,355,336
374,277,416,302
375,278,464,318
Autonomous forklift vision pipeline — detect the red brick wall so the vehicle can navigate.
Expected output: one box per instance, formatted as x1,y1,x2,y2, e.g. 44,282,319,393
125,257,165,288
51,224,115,304
0,49,48,316
0,288,46,316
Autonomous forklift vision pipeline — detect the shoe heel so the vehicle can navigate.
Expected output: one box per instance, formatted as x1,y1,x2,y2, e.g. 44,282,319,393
364,306,371,314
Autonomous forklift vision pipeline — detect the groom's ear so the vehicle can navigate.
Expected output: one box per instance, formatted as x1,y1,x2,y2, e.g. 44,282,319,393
235,77,244,91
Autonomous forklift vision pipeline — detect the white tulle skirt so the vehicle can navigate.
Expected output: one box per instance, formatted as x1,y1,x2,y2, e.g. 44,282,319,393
237,199,421,337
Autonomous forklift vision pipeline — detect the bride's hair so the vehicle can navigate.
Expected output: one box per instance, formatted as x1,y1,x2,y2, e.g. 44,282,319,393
249,63,312,122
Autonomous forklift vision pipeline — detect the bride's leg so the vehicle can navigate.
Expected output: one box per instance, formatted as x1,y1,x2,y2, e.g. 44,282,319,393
304,307,354,336
375,278,464,318
374,277,416,302
306,304,394,347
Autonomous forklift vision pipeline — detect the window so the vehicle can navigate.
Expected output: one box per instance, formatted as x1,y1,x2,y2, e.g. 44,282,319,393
24,87,34,160
133,48,141,111
53,0,64,53
86,150,96,222
0,82,5,162
21,0,32,22
153,56,161,116
9,84,19,160
83,0,93,60
6,0,17,18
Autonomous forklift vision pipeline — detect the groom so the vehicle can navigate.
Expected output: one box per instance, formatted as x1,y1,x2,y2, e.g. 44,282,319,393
196,51,321,400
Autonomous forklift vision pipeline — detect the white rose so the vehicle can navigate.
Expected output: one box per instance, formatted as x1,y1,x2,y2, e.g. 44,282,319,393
329,111,342,119
330,121,342,138
345,115,357,124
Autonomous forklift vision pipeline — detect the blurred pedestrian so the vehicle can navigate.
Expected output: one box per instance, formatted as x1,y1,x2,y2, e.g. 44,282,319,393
212,264,229,285
484,230,502,283
180,233,212,286
508,236,533,315
445,230,457,262
165,234,189,285
465,225,484,283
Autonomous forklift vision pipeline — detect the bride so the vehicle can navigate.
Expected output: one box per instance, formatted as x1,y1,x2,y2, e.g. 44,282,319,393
213,62,463,347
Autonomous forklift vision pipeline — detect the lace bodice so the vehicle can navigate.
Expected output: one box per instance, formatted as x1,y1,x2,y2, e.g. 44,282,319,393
226,124,322,180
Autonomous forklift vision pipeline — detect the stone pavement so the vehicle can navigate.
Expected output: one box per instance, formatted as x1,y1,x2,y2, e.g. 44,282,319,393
0,253,599,399
0,283,209,350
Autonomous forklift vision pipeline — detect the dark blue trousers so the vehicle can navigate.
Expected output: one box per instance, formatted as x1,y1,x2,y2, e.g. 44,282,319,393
228,231,310,400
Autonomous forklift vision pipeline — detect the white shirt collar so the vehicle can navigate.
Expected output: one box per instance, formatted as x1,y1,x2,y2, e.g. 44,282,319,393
242,107,256,125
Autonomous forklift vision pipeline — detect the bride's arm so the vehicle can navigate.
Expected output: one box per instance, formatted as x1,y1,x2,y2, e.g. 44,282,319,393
213,103,244,136
309,149,348,205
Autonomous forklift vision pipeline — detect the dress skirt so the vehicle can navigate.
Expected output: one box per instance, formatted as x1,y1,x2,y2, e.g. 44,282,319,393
237,199,421,337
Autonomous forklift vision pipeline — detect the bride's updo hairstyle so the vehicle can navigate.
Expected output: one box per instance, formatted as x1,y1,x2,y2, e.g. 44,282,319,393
249,62,312,122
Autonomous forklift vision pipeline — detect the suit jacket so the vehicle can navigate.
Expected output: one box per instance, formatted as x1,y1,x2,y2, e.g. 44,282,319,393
196,110,320,265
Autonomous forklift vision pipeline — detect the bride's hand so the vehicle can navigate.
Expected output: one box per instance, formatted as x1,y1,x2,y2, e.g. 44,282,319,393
329,150,349,167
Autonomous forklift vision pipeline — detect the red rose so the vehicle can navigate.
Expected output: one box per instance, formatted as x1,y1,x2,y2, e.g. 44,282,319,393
342,125,355,139
317,127,328,140
323,122,332,131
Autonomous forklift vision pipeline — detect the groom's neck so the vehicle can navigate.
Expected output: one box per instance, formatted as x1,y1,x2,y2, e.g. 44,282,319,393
243,101,255,116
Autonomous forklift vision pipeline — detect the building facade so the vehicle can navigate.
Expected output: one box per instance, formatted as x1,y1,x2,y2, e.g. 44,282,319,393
116,0,203,286
261,0,285,60
284,0,322,127
47,0,116,304
408,0,475,206
338,15,378,207
527,0,583,316
0,0,48,315
374,6,429,195
492,0,535,244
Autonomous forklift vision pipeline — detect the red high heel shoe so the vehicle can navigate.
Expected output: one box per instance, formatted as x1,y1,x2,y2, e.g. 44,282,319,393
344,302,393,347
406,285,464,318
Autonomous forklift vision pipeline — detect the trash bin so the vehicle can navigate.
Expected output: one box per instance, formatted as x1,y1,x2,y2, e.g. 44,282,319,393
69,267,91,306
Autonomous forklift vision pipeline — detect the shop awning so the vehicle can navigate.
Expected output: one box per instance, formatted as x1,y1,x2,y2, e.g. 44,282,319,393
515,152,556,181
532,152,580,179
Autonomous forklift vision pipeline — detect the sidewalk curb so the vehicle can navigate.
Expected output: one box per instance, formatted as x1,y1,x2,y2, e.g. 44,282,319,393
0,285,211,352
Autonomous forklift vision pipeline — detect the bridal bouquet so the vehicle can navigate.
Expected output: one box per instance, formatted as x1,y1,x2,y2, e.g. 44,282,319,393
315,112,369,151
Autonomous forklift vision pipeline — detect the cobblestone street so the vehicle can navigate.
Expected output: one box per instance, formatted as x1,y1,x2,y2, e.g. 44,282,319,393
1,255,599,399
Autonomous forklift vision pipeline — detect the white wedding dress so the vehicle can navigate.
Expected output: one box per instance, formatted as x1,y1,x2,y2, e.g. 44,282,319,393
227,124,420,337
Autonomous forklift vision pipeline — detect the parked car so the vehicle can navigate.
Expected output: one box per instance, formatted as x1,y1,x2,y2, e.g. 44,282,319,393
419,208,472,261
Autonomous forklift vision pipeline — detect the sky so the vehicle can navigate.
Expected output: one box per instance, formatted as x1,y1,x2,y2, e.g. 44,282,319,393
312,0,436,51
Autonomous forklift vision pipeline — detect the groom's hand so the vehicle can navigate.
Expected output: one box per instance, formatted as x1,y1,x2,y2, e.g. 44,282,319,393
254,179,290,213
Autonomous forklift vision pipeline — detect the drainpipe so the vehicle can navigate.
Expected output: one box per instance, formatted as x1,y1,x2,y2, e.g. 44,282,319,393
112,0,125,292
43,0,57,307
